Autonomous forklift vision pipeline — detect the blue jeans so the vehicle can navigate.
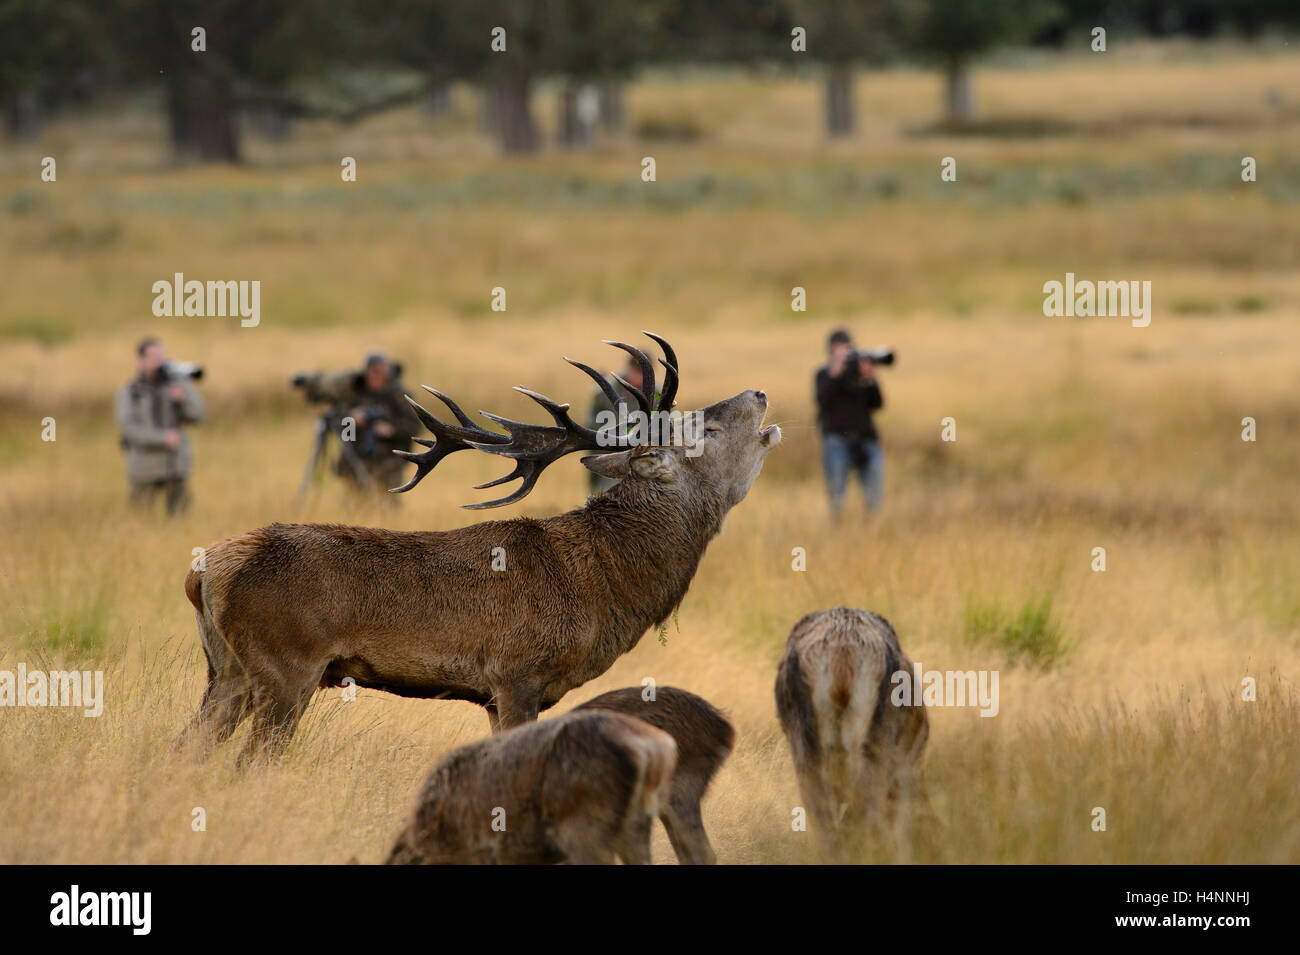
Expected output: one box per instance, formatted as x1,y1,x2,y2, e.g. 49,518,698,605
822,432,883,514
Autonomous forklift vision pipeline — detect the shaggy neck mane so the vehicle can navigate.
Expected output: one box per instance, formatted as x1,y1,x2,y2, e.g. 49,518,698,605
556,476,728,655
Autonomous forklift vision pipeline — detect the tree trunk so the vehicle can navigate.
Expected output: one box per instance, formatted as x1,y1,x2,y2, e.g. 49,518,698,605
597,79,624,131
556,80,590,148
167,24,240,162
480,83,500,135
4,89,43,140
424,78,451,118
496,68,539,155
824,64,854,138
177,69,239,161
945,60,974,125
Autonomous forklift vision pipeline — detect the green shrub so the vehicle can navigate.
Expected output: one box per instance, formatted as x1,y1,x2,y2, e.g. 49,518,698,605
964,594,1070,669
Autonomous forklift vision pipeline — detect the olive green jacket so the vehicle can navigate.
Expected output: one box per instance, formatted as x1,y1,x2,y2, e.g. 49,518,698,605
115,374,205,483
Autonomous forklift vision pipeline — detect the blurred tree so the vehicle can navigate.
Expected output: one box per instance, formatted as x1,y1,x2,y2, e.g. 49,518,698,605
901,0,1059,123
353,0,483,124
108,0,347,162
1125,0,1300,37
547,0,661,146
652,0,789,64
1030,0,1300,45
0,0,102,139
429,0,545,154
786,0,892,138
422,0,664,153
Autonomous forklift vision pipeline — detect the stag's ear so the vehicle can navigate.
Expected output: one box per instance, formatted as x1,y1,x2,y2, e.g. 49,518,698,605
581,449,635,479
628,448,679,483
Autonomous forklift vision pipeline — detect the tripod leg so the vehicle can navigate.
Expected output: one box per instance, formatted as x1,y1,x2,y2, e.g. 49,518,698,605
298,417,329,502
338,438,376,490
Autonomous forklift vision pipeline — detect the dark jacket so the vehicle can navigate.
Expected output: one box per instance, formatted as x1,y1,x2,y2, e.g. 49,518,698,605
300,369,421,462
587,377,639,492
815,365,883,440
115,373,205,482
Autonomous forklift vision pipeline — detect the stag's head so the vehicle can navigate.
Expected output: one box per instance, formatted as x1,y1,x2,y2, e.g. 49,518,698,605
391,332,780,510
581,389,780,510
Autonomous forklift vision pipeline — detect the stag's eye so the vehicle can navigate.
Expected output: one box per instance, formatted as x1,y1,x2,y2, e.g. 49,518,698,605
704,425,722,434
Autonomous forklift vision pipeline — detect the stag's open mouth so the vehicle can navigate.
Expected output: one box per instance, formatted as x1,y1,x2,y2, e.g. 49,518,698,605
759,423,781,447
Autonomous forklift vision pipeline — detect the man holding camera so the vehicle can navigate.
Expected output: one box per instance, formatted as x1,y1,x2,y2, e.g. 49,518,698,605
115,337,205,516
815,328,887,516
293,350,420,494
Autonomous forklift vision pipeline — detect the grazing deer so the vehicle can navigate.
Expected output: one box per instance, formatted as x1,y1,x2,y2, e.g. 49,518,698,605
177,333,781,763
384,709,677,864
774,607,928,855
576,686,734,864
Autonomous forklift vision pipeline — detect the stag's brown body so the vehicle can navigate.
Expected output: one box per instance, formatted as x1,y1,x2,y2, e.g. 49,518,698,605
177,334,780,762
775,607,928,853
384,709,677,864
576,685,735,864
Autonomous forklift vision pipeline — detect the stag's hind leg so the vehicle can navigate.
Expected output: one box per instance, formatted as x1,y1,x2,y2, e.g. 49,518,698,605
236,665,323,767
175,672,250,758
176,609,252,757
238,693,304,767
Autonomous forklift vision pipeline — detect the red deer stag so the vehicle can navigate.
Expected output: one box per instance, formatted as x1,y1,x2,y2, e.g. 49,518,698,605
576,685,734,864
775,608,928,856
178,333,781,762
384,709,677,864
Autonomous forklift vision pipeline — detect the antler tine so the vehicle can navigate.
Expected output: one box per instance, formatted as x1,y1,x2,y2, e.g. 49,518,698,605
421,386,484,430
463,460,547,510
513,386,598,437
446,385,616,507
392,338,672,505
387,390,509,494
565,357,625,415
602,340,656,415
406,390,508,447
642,331,679,411
565,356,636,447
610,371,651,414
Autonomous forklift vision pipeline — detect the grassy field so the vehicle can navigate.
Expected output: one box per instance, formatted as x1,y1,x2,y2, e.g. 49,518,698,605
1,44,1299,864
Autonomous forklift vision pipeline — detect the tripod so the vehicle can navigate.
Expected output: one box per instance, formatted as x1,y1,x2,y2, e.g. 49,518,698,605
298,406,377,502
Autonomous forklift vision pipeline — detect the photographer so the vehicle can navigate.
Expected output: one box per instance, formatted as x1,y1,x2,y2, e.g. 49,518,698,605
815,328,887,516
293,350,419,494
585,354,644,495
115,337,205,516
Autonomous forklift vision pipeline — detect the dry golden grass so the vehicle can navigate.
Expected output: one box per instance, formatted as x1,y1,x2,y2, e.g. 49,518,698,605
1,45,1298,863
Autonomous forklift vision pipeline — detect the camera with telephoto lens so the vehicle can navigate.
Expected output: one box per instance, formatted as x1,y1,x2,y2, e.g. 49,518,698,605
840,346,894,384
163,359,204,380
851,347,894,366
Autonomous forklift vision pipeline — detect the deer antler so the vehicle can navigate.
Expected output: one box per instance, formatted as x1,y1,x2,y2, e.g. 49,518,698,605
391,332,680,508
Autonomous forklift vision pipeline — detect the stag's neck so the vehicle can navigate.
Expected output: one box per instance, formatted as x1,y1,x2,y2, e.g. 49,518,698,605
577,481,728,654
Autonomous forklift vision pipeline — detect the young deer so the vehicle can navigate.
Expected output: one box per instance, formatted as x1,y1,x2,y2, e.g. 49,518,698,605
384,709,677,865
177,333,780,764
576,686,734,864
775,607,928,856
